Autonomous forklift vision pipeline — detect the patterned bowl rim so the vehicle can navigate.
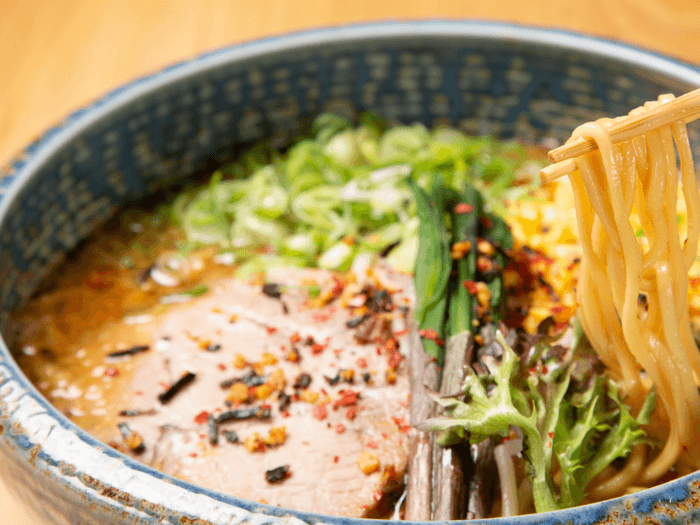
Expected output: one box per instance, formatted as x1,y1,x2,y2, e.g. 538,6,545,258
2,19,700,525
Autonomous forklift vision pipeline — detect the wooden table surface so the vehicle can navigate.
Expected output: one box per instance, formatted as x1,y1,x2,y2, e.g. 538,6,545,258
1,1,699,523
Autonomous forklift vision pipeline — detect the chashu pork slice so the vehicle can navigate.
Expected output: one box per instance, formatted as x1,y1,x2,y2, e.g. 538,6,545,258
87,266,412,517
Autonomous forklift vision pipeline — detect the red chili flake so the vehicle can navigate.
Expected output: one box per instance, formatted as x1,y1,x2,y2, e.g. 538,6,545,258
333,348,343,356
189,452,198,458
531,252,555,266
335,424,346,434
104,367,120,378
476,257,492,273
333,389,360,409
552,321,569,334
480,216,493,229
550,305,565,315
419,328,445,346
381,433,388,439
418,328,444,347
217,363,227,371
290,332,302,344
158,381,170,389
331,276,345,297
541,364,549,374
548,432,554,439
281,411,291,418
454,203,474,214
462,280,478,294
321,388,328,396
393,328,408,338
346,407,357,420
387,351,402,369
334,455,340,463
501,430,518,442
312,310,334,323
373,490,383,502
392,416,410,434
291,394,300,402
356,357,368,368
366,440,378,449
376,347,382,356
312,404,328,421
133,391,144,396
311,343,325,355
266,327,278,335
194,411,210,424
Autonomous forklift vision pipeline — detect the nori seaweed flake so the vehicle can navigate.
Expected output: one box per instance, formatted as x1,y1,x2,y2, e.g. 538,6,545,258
265,465,290,484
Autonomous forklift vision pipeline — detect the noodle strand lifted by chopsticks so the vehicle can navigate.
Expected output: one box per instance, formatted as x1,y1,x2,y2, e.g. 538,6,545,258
567,95,700,488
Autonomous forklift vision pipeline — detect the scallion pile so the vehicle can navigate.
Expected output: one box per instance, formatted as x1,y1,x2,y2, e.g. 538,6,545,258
168,113,540,278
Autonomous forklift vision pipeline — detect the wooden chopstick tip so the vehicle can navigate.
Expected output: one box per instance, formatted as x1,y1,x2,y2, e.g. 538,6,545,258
539,159,576,185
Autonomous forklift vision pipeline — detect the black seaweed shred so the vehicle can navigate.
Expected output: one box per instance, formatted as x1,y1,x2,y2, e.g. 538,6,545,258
158,371,196,404
107,345,150,358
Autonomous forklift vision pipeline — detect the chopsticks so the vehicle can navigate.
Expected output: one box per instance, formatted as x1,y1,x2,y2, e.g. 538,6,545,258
540,87,700,184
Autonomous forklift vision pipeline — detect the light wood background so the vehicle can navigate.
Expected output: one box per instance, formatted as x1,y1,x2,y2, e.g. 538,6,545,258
1,1,699,523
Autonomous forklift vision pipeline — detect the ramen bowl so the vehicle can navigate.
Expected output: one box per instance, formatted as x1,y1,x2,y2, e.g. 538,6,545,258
1,21,700,525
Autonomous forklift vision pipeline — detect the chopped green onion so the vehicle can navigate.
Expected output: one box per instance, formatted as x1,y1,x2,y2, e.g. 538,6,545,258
183,285,209,297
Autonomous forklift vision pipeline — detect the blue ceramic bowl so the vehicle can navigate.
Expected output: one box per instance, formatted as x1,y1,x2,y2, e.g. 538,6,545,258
2,21,700,525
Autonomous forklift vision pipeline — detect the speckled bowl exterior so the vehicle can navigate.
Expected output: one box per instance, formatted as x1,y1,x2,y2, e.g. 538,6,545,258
2,21,700,525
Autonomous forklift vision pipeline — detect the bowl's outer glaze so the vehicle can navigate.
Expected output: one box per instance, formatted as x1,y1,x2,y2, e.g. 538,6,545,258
2,20,700,525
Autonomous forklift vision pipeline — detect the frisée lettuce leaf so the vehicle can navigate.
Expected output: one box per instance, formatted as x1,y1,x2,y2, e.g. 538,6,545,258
423,330,656,513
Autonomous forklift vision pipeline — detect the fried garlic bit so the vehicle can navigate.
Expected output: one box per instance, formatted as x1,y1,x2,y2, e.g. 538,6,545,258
357,451,380,474
450,240,472,260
